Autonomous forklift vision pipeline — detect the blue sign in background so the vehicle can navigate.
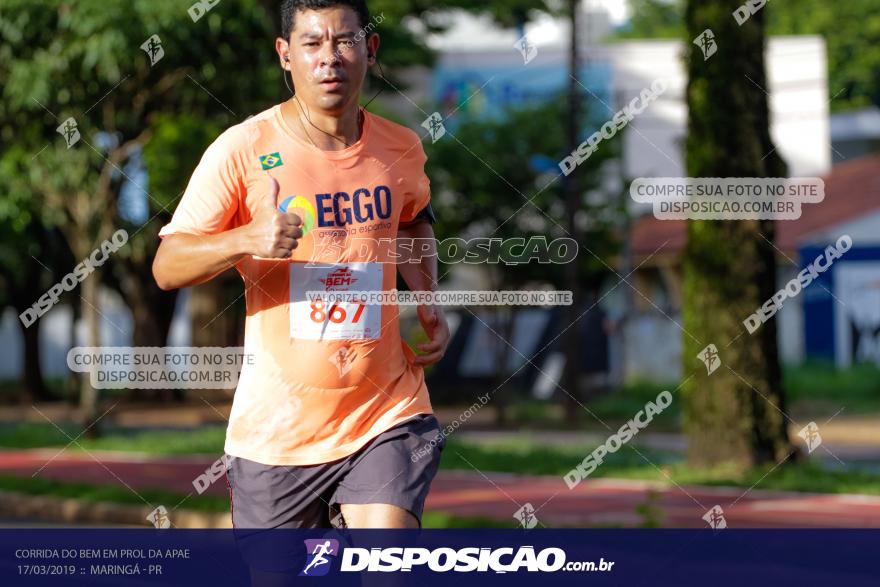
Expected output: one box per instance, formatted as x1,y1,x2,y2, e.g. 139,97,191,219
0,529,877,586
801,244,880,363
432,61,613,127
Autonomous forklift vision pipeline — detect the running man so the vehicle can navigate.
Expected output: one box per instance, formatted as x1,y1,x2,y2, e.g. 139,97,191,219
152,0,449,538
302,540,334,575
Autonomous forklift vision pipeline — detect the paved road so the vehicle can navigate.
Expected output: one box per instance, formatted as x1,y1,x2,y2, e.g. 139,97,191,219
1,449,880,528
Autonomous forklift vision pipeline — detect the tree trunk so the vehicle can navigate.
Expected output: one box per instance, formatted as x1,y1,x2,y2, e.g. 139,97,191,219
562,0,583,428
10,277,51,402
681,0,793,468
190,278,230,347
19,316,48,402
79,272,101,435
65,296,82,404
118,259,180,402
492,306,514,427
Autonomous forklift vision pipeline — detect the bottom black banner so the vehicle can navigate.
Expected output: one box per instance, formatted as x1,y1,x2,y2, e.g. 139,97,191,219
1,529,875,586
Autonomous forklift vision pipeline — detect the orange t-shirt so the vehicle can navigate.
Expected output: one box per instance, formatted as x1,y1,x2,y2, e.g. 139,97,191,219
159,104,434,466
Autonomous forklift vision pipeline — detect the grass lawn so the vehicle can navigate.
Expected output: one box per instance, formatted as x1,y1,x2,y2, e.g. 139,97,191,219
508,379,681,430
0,422,227,454
784,361,880,414
506,361,880,428
0,474,501,528
2,422,880,496
441,437,880,495
0,474,228,512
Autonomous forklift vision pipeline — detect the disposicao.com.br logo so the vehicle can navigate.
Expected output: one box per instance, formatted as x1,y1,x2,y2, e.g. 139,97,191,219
301,541,614,575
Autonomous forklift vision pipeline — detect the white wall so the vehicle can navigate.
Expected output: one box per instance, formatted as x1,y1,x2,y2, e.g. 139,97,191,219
606,36,829,182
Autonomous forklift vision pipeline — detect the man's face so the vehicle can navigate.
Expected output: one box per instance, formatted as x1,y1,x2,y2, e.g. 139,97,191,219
277,7,378,114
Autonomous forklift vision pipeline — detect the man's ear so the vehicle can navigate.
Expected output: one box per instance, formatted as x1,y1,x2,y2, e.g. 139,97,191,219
275,37,291,69
366,33,380,64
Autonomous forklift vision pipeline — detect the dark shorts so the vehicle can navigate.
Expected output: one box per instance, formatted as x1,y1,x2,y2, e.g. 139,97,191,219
225,413,445,530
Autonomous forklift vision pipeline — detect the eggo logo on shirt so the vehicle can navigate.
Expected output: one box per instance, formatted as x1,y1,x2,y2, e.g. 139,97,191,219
315,185,392,228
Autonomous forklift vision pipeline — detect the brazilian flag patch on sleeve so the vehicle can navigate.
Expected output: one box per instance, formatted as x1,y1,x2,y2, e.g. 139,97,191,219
259,152,283,170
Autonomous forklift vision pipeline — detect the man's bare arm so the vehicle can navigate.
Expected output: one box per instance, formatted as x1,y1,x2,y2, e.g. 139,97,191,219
152,178,302,291
397,218,449,365
396,218,437,292
153,229,252,291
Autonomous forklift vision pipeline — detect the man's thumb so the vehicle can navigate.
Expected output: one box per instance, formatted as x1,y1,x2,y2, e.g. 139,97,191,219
264,177,280,209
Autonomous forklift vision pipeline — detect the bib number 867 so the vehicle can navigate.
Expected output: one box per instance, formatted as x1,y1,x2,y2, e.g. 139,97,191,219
309,299,365,324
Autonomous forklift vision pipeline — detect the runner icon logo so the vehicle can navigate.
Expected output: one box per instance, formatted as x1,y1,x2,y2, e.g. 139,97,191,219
300,539,340,577
697,344,721,375
702,505,727,530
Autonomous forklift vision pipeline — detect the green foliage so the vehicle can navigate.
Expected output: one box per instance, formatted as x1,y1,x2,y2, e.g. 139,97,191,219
0,0,560,286
425,94,625,288
141,114,224,210
768,0,880,111
616,0,880,111
614,0,683,39
0,0,279,224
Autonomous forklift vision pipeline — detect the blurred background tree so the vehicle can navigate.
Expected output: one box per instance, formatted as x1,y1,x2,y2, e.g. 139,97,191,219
425,95,625,423
681,0,793,468
0,0,557,427
0,0,279,424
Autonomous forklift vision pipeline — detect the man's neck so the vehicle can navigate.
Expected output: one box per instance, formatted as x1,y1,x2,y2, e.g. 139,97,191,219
284,98,362,151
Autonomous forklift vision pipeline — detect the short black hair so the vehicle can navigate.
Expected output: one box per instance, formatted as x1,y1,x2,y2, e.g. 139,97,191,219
280,0,370,39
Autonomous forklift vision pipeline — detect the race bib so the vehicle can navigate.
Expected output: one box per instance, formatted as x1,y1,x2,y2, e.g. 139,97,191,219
289,262,382,340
